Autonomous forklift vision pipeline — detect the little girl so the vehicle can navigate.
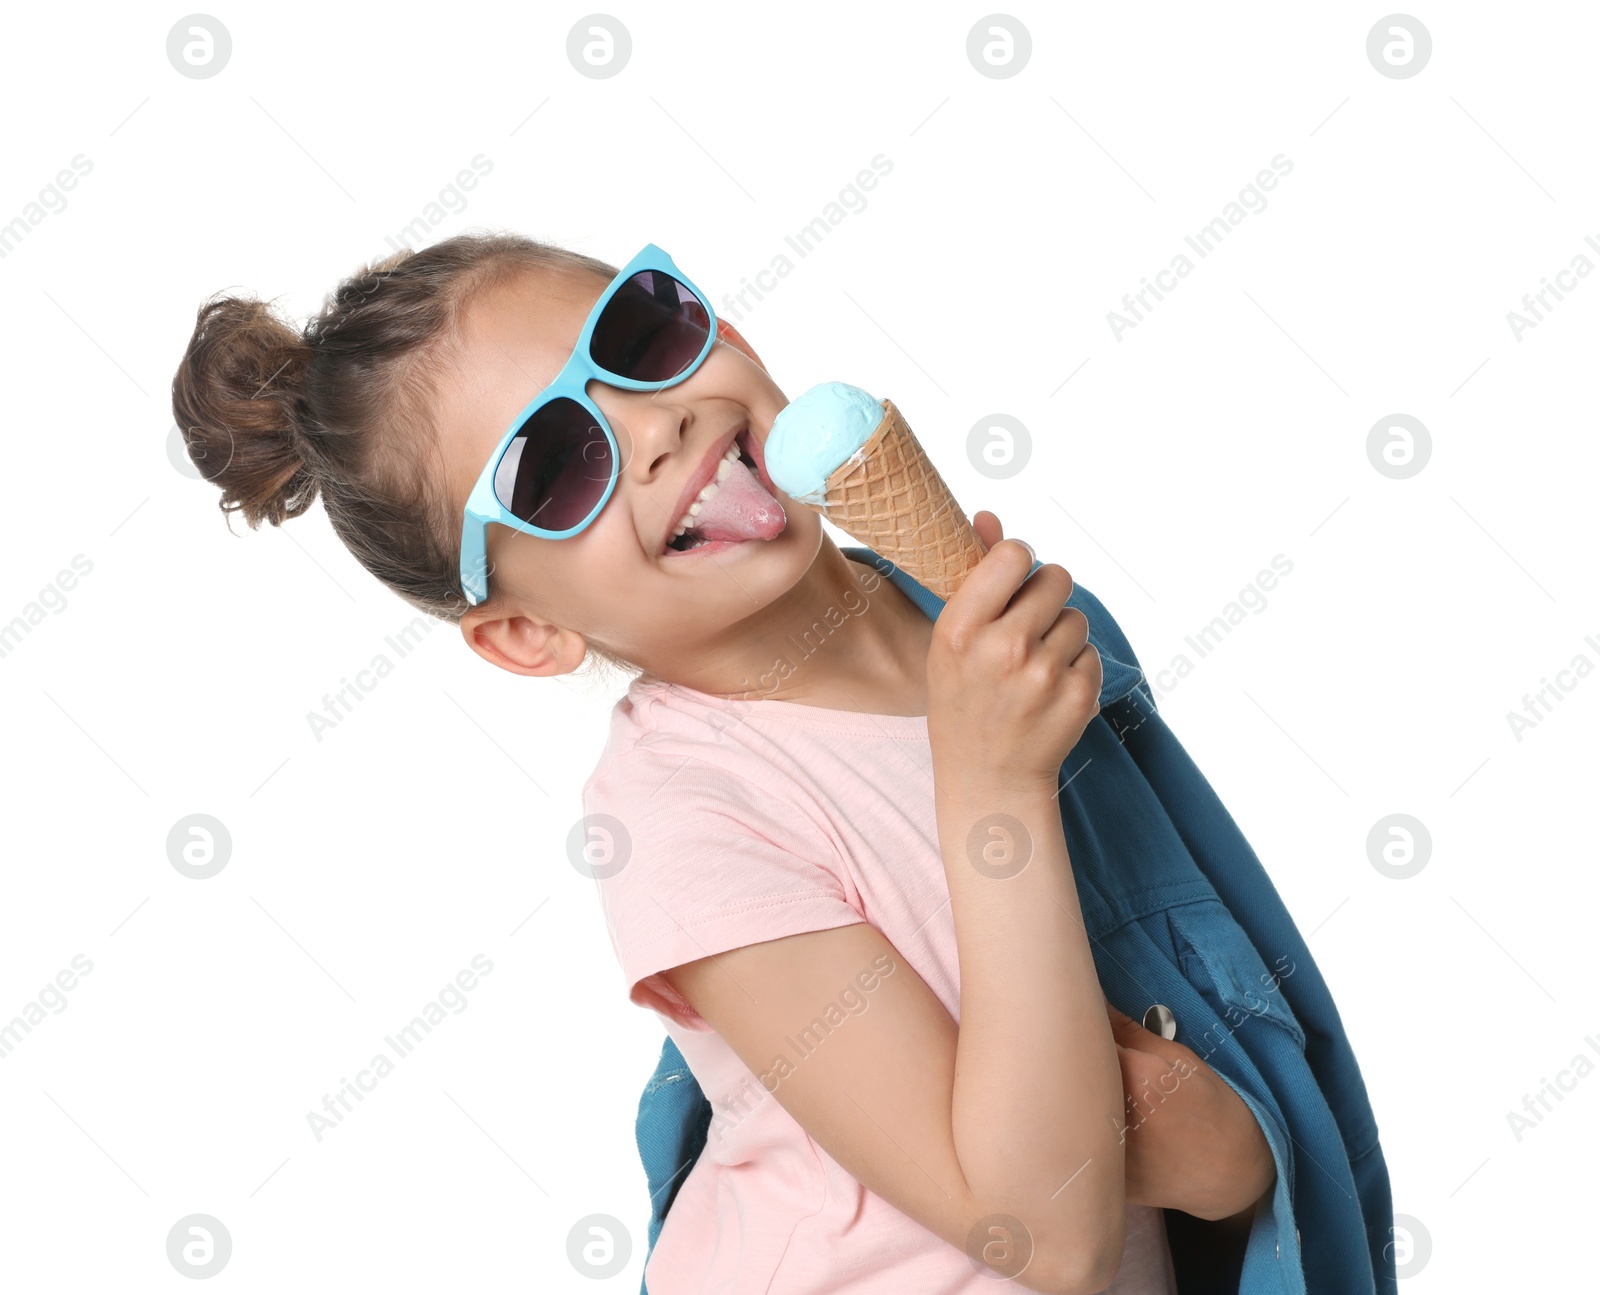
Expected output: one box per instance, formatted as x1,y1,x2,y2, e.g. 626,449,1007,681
173,233,1392,1295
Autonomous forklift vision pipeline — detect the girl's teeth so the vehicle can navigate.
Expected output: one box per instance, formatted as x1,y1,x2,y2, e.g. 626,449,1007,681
670,442,746,543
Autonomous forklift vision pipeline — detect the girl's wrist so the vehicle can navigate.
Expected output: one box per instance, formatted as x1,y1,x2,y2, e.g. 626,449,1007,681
930,762,1061,807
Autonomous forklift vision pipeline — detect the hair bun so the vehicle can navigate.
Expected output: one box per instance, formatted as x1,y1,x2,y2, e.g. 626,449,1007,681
171,294,319,529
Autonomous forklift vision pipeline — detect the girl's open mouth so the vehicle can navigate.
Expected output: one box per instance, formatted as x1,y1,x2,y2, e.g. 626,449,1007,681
663,429,787,556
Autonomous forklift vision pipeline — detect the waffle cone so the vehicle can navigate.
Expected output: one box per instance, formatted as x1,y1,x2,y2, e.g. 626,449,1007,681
807,398,986,601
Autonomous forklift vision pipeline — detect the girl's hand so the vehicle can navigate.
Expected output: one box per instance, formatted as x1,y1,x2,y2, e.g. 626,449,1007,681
927,510,1103,795
1105,1003,1276,1221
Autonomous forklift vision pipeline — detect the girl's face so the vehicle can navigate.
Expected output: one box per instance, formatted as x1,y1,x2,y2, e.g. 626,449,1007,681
439,264,824,678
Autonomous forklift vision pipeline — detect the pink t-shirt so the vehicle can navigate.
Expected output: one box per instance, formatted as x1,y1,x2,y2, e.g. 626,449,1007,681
584,674,1178,1295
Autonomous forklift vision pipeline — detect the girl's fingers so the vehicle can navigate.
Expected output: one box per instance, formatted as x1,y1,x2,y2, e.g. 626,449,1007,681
971,509,1003,553
1107,1004,1202,1077
1106,1002,1150,1048
1106,1001,1141,1029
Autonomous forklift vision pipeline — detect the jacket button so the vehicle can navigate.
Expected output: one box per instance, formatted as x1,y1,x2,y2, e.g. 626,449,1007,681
1143,1003,1177,1040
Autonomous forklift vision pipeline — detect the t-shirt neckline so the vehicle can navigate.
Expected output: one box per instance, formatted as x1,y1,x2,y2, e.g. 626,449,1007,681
632,674,931,738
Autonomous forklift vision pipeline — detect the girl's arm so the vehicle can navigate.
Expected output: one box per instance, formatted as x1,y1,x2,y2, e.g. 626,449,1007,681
664,898,1124,1295
1107,1003,1276,1218
667,534,1126,1295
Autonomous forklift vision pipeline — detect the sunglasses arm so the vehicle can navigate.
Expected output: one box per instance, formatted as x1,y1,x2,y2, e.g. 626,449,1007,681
460,508,491,607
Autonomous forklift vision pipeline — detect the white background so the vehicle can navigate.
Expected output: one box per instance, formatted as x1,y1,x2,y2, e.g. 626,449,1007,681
1,1,1594,1288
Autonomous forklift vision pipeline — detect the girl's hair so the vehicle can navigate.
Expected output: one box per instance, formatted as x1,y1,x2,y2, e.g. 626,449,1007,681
170,230,638,678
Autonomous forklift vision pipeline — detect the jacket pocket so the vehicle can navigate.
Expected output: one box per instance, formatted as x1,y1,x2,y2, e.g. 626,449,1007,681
1165,898,1307,1053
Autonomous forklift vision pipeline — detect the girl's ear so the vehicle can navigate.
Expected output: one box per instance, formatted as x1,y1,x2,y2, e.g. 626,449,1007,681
460,610,589,678
716,317,768,374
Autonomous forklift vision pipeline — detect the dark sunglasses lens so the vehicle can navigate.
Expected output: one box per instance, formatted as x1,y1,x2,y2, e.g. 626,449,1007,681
590,269,711,382
494,398,614,531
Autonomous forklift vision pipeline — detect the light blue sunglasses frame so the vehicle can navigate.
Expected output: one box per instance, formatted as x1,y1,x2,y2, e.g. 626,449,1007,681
458,243,718,607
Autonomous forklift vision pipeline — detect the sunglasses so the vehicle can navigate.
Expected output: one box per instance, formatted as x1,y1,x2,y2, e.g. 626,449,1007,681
459,243,718,607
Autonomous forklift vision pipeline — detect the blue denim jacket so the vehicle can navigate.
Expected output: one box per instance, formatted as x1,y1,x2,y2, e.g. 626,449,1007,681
632,548,1396,1295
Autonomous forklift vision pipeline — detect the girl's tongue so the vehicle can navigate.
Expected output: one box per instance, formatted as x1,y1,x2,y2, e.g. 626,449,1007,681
683,456,787,544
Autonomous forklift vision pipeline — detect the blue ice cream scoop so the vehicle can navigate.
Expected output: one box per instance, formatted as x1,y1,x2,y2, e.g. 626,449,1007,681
764,381,885,504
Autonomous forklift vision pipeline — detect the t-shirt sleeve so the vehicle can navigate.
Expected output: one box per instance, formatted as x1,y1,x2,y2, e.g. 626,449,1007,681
583,750,865,1031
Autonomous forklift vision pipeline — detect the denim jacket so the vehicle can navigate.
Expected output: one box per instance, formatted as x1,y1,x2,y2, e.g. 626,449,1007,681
632,547,1396,1295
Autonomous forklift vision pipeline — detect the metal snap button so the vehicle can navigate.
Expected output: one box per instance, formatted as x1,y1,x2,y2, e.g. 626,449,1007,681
1143,1003,1177,1040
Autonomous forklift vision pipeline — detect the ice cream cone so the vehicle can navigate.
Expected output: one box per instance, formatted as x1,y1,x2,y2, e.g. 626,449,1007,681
804,398,986,601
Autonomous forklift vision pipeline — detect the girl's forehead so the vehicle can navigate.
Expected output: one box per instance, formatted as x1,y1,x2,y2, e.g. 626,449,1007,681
449,269,615,409
460,265,605,368
438,269,606,504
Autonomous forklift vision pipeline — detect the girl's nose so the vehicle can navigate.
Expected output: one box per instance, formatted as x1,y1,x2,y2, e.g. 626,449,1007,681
590,381,690,478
